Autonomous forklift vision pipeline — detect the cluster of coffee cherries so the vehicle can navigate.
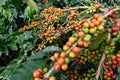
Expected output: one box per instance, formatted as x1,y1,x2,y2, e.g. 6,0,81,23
50,52,70,71
63,32,84,58
75,50,102,65
19,20,41,32
66,67,96,80
82,14,105,37
84,2,103,14
104,52,120,80
110,20,120,36
38,44,46,51
40,6,65,25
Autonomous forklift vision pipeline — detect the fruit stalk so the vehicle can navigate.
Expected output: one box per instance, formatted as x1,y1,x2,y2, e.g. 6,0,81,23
103,8,120,18
95,53,106,80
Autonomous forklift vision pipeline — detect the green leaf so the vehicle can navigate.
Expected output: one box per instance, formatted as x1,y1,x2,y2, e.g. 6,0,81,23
28,46,62,60
7,43,18,51
89,31,109,50
10,60,47,80
116,67,120,80
0,56,47,80
10,0,24,11
55,71,68,80
70,0,78,5
20,42,34,52
0,56,26,80
64,0,69,5
42,45,62,53
24,6,35,18
23,31,33,40
26,0,38,11
0,0,7,6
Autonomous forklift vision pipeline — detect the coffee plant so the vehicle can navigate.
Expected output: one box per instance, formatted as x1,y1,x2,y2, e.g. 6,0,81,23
0,0,120,80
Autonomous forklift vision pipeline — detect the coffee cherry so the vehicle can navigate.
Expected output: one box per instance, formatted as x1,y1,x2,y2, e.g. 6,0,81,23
54,63,61,71
89,23,95,28
63,45,69,51
54,52,59,60
93,21,100,26
76,59,80,64
111,26,118,32
43,68,48,73
50,56,56,62
61,64,68,71
82,28,89,33
60,52,66,58
106,72,112,77
115,21,120,27
97,17,103,22
112,64,117,69
57,58,65,66
77,40,84,47
105,65,109,69
116,57,120,63
43,78,49,80
100,22,105,26
69,37,76,43
72,47,81,54
112,75,116,79
33,70,42,78
112,60,117,65
97,26,104,30
66,41,72,47
83,36,90,42
49,76,56,80
57,23,61,27
83,22,89,28
78,31,84,37
69,51,76,58
116,53,120,58
89,28,96,34
34,78,42,80
65,58,70,64
93,14,100,19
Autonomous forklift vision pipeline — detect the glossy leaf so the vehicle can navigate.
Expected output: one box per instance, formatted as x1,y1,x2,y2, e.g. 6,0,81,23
89,31,109,50
28,46,62,60
0,0,7,6
116,67,120,80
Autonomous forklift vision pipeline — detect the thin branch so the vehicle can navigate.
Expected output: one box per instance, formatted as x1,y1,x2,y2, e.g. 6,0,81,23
102,63,108,72
103,8,120,18
43,67,54,78
95,53,106,80
63,6,89,11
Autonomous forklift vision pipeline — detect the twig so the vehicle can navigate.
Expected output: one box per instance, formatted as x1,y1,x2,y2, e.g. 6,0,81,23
103,8,120,18
95,53,106,80
43,38,81,78
107,33,111,42
92,73,96,76
110,17,114,24
43,67,54,78
63,6,89,11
